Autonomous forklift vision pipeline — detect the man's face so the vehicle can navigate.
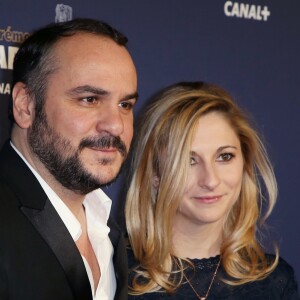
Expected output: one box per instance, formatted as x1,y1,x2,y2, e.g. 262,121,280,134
28,33,137,194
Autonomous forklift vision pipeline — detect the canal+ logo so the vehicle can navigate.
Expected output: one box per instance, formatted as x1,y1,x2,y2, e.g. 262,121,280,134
224,1,271,21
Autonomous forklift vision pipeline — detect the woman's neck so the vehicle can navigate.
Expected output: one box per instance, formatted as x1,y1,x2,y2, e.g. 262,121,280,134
172,217,223,259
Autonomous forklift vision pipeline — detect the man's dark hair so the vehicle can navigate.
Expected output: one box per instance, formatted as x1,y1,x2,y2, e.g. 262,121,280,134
9,18,128,121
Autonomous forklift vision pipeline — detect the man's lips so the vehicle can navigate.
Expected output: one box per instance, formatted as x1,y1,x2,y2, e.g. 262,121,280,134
90,147,118,153
79,135,127,157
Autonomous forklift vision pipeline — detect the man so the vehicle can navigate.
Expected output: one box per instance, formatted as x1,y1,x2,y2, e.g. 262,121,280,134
0,18,137,300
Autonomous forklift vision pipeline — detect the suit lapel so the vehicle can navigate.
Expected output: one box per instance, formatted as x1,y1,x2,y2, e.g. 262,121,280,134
21,201,93,300
108,217,128,300
0,142,92,300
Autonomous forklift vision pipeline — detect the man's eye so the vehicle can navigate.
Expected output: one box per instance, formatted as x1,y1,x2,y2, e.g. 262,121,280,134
82,97,97,103
217,153,234,162
119,101,134,110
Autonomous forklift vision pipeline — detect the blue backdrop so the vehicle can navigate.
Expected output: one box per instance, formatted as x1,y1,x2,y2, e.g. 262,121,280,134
0,0,299,281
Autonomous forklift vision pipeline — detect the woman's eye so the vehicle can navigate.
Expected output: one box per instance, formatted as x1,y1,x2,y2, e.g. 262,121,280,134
217,153,234,162
190,157,197,165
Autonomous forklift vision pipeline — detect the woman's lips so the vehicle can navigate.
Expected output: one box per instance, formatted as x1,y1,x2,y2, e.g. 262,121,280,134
193,195,222,204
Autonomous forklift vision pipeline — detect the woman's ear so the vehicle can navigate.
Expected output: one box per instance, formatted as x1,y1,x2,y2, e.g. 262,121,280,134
152,175,160,188
12,82,35,129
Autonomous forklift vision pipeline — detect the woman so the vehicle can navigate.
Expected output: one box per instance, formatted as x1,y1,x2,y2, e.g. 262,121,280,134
125,82,299,299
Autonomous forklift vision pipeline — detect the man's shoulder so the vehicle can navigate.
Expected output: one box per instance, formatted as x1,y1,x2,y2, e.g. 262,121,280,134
127,246,139,269
0,140,25,177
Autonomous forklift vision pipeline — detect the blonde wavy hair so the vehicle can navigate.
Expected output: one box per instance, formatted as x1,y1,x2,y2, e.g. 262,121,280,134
125,82,278,294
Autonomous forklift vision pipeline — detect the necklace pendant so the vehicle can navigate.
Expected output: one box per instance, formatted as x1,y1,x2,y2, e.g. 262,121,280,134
179,256,221,300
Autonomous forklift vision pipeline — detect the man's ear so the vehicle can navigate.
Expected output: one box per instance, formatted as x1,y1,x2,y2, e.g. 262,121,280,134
12,82,35,129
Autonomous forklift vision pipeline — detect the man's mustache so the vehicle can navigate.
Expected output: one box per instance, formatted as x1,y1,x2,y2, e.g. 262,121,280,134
79,135,127,158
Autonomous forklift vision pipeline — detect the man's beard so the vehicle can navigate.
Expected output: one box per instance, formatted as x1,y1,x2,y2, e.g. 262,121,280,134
28,109,128,195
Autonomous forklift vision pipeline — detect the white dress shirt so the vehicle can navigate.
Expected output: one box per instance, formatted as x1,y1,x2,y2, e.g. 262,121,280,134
11,142,116,299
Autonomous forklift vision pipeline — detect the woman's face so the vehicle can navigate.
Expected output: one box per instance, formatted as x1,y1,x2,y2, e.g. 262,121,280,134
175,111,244,230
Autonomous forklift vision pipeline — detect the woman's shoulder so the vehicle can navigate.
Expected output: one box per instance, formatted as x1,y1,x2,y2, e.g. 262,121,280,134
263,254,299,299
265,253,296,278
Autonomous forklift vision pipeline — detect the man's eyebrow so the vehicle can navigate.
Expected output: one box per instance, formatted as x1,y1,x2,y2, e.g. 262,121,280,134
121,92,139,102
67,85,108,96
67,85,138,102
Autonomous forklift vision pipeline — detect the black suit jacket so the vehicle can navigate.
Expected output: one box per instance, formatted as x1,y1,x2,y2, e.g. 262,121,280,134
0,141,128,300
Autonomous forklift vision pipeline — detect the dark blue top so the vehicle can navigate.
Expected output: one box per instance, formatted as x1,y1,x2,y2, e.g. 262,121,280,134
128,249,299,299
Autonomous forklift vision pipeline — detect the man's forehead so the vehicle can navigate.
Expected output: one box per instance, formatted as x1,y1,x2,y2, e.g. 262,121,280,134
54,32,120,51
